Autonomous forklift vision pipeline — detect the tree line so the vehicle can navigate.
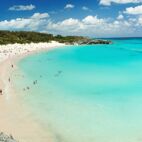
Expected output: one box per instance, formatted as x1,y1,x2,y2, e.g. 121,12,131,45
0,30,87,45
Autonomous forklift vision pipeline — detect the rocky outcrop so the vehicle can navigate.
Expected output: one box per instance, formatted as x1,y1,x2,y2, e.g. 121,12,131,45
77,39,112,45
0,132,17,142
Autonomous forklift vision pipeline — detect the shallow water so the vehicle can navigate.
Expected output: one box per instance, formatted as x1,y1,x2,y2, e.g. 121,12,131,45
13,38,142,142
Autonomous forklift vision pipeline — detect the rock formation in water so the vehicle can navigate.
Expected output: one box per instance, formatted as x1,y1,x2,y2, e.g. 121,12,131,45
77,39,112,45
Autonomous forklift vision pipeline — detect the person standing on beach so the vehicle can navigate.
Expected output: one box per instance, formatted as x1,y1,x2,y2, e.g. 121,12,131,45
0,89,2,95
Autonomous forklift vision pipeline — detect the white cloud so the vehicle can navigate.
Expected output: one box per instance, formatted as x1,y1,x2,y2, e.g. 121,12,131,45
100,0,142,6
82,6,92,11
117,14,124,20
82,15,105,25
0,13,49,30
47,18,83,34
138,16,142,25
9,4,36,11
124,5,142,15
64,4,75,9
60,18,80,26
31,13,49,19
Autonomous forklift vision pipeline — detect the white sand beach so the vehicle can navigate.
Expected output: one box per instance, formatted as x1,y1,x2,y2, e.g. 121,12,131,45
0,41,65,142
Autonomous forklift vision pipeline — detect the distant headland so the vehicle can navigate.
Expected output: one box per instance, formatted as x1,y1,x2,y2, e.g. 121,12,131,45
0,31,112,45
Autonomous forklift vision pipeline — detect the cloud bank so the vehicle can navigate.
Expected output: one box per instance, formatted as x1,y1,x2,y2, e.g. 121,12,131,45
124,5,142,14
100,0,142,6
9,4,36,11
0,12,141,37
64,4,75,9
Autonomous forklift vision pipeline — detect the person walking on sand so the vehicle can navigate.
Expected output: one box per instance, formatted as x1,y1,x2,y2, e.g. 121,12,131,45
0,89,2,95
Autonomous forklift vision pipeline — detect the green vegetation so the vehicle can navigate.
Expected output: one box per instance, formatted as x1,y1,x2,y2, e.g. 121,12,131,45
0,30,87,45
0,30,112,45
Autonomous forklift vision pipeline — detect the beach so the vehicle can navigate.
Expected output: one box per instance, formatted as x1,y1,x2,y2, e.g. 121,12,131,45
0,41,65,142
1,39,142,142
0,0,142,141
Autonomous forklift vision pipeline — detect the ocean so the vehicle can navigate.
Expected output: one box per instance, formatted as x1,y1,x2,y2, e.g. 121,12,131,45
13,38,142,142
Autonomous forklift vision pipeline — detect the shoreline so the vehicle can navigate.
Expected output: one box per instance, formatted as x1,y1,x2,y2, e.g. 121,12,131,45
0,41,66,142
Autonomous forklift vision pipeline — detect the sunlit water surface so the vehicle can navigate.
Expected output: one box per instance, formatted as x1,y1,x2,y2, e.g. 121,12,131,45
13,38,142,142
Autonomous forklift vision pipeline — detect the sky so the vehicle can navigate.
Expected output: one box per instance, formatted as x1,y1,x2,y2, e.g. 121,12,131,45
0,0,142,37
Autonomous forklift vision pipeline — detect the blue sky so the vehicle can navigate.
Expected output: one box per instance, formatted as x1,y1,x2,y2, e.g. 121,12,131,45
0,0,142,37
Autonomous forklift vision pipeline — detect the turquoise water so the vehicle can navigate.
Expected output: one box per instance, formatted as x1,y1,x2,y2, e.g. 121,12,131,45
13,39,142,142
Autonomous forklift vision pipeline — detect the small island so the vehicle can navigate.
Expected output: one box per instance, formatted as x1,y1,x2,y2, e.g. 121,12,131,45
0,31,112,45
